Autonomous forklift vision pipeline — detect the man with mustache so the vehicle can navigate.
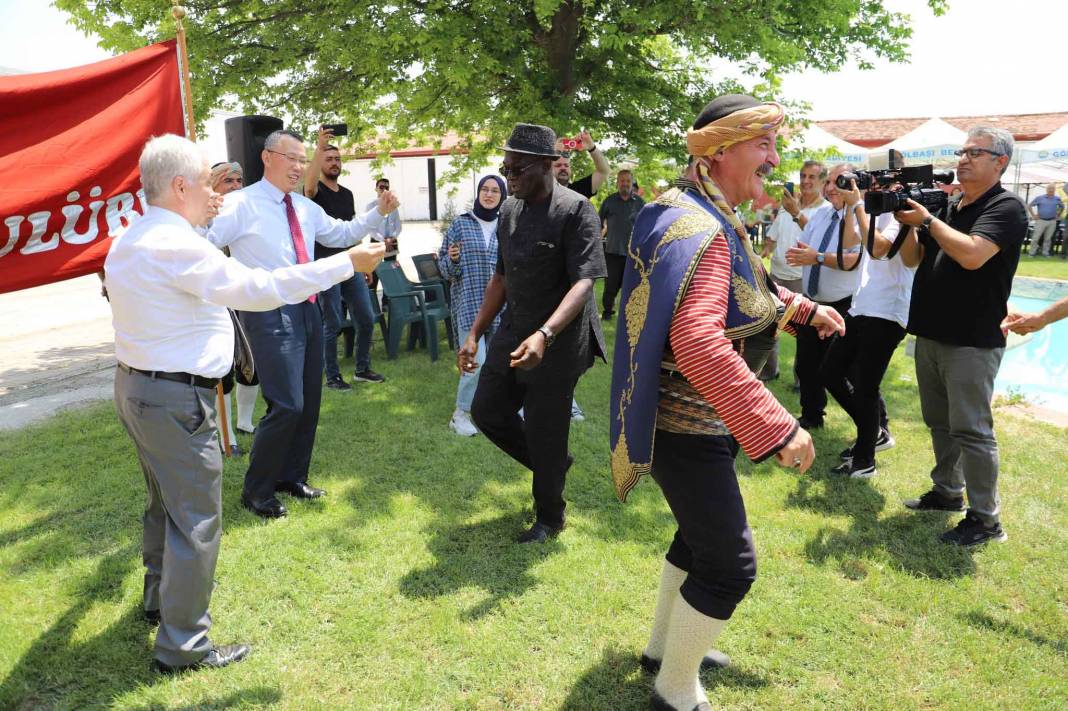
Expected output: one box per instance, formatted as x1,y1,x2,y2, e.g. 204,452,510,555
208,129,399,520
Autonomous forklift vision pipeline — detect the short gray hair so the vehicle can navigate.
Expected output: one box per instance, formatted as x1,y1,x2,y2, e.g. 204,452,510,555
968,126,1014,174
140,134,205,202
264,129,304,152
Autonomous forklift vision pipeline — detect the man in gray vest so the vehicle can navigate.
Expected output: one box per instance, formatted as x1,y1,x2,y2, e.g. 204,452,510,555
105,134,383,673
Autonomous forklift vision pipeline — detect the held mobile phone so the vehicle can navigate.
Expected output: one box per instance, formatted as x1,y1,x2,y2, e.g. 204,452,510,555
560,136,583,151
321,122,348,137
784,182,795,196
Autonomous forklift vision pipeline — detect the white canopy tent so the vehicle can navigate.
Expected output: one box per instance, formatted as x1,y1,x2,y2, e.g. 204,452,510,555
790,124,870,167
873,117,966,168
1018,121,1068,164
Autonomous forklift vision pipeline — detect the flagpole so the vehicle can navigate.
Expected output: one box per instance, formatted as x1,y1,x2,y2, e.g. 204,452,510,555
172,3,233,457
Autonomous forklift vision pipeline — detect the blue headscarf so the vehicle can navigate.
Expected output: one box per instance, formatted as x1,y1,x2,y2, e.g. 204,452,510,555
472,175,507,221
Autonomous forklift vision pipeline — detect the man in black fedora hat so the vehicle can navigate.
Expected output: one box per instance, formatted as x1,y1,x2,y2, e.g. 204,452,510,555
460,123,607,543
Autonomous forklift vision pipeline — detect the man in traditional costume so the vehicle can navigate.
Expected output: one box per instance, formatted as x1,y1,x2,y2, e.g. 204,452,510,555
609,95,846,711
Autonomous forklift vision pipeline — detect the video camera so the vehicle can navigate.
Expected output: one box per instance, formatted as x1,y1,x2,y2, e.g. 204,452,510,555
835,150,954,216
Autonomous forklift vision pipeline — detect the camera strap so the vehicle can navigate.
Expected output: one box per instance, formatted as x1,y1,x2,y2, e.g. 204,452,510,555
835,212,861,272
864,217,910,261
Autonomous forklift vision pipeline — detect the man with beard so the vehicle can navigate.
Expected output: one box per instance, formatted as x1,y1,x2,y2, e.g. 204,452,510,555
551,129,611,199
462,123,607,543
305,128,385,387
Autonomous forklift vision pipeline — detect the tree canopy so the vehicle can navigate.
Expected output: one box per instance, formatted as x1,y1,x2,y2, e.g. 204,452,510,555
56,0,945,178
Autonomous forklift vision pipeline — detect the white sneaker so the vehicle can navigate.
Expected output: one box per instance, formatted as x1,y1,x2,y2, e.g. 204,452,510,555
450,409,478,436
570,404,585,422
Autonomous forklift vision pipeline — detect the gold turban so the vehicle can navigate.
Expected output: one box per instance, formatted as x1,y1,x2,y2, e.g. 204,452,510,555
686,102,786,157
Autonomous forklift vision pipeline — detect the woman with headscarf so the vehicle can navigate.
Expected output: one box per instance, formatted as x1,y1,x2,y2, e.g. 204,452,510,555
438,175,506,435
610,95,846,711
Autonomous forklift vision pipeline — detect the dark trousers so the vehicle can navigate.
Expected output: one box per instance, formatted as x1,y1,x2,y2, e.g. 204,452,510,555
796,295,852,423
321,273,374,376
820,315,904,465
651,429,756,620
602,253,627,316
471,330,578,529
239,301,324,501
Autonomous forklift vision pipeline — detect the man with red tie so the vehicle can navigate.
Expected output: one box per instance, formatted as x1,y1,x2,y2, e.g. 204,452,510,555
208,130,400,519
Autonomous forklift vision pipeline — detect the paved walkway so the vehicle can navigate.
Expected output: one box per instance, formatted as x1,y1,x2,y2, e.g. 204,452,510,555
1,221,446,431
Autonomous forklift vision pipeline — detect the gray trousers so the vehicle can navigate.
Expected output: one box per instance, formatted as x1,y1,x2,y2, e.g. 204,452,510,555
114,367,222,666
914,337,1004,526
1029,219,1056,256
759,275,803,382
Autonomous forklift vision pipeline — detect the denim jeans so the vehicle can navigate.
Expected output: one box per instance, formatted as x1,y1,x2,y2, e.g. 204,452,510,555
321,274,374,376
456,329,493,412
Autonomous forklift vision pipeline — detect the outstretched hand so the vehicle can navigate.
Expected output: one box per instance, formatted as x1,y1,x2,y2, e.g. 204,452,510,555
810,304,846,339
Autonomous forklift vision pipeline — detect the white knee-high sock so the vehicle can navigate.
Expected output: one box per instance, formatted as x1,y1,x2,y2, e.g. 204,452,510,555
644,560,687,661
236,383,258,432
654,597,726,710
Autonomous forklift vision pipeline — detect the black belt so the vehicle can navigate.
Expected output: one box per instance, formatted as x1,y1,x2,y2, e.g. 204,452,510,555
660,366,688,382
118,362,220,390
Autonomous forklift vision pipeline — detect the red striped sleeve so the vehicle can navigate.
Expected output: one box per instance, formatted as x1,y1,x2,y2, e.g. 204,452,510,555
669,238,798,461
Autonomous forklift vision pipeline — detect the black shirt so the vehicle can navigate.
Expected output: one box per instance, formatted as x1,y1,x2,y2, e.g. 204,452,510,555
599,192,646,255
494,181,608,382
907,183,1028,348
568,174,595,199
310,181,355,259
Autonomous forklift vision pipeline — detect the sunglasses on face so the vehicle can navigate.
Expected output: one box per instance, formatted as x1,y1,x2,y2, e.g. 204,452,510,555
499,161,538,179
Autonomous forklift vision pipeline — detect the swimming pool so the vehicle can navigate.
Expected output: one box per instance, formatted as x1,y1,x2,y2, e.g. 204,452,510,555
995,295,1068,412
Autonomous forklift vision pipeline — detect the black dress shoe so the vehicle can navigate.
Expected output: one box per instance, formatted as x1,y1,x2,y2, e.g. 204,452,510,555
517,521,563,544
241,493,287,518
639,651,730,675
650,690,712,711
797,416,824,430
154,644,251,674
275,482,326,499
144,609,161,626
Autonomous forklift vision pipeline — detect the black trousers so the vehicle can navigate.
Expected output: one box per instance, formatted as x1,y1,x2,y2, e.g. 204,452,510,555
796,295,852,424
471,330,578,529
820,315,904,465
602,253,627,316
651,429,756,620
239,301,324,501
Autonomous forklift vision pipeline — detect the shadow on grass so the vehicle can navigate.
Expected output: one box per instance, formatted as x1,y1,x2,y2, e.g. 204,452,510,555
786,477,976,580
124,686,283,710
560,645,769,711
397,510,562,619
962,611,1068,655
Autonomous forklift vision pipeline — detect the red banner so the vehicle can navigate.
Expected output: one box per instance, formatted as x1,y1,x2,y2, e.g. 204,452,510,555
0,40,185,294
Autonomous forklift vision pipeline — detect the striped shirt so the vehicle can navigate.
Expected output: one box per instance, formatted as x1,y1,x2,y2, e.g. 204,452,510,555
668,235,815,461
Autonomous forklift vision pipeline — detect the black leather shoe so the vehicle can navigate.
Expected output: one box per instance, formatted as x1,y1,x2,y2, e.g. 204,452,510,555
797,416,824,430
639,651,730,675
144,609,161,626
241,494,287,518
517,521,563,544
650,690,712,711
154,644,251,674
275,482,326,499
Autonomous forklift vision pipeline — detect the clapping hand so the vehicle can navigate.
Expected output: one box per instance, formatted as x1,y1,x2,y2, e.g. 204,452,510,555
347,240,386,273
786,241,818,266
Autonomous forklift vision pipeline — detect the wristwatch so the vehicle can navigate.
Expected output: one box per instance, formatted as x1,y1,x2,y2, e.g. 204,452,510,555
815,252,825,265
537,326,555,347
921,215,935,230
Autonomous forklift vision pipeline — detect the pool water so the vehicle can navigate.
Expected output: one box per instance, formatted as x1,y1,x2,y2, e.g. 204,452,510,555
995,296,1068,412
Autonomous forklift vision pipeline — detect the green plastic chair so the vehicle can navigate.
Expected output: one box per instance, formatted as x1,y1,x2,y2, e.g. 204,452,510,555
374,261,453,361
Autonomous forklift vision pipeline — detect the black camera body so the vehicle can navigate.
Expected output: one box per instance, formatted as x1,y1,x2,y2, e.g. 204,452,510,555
835,151,954,216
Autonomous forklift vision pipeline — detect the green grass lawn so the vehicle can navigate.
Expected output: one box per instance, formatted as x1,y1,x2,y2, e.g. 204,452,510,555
1,316,1066,710
1016,254,1068,280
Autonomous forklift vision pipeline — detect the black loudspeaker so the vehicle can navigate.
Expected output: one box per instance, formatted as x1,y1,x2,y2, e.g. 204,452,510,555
225,114,283,186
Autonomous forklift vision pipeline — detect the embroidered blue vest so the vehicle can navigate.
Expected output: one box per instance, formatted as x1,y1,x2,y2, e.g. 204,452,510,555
609,185,778,501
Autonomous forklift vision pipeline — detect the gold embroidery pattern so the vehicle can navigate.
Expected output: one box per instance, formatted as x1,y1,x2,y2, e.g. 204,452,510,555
625,276,650,348
731,272,773,319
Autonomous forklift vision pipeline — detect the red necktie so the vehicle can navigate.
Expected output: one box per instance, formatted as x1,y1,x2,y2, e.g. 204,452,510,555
283,193,316,303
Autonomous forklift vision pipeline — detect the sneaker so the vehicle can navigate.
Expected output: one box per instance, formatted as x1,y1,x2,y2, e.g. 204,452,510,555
354,369,385,383
904,489,966,512
831,460,877,479
325,376,351,391
939,511,1008,546
571,404,585,422
840,428,895,461
449,409,478,437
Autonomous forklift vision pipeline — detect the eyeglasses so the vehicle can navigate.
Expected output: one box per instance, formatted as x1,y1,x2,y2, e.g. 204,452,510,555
266,149,309,167
499,161,538,179
478,185,501,194
953,148,1004,159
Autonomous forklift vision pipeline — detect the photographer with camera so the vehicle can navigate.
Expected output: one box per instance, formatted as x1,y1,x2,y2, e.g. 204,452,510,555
894,126,1028,546
785,164,863,430
818,178,918,479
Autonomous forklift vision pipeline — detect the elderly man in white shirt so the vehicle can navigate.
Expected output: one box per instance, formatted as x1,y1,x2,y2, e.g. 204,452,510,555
786,164,862,430
207,130,400,519
106,134,384,674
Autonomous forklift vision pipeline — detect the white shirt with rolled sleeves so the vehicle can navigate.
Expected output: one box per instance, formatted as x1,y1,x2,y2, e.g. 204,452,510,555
207,178,384,270
849,213,916,328
799,203,862,303
105,206,355,379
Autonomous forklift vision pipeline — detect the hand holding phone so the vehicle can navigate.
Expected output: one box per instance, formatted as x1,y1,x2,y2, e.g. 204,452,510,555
321,122,348,137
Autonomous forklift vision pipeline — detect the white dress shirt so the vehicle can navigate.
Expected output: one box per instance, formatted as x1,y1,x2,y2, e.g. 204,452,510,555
850,214,916,328
766,198,827,281
106,206,355,378
799,203,862,303
208,179,383,270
